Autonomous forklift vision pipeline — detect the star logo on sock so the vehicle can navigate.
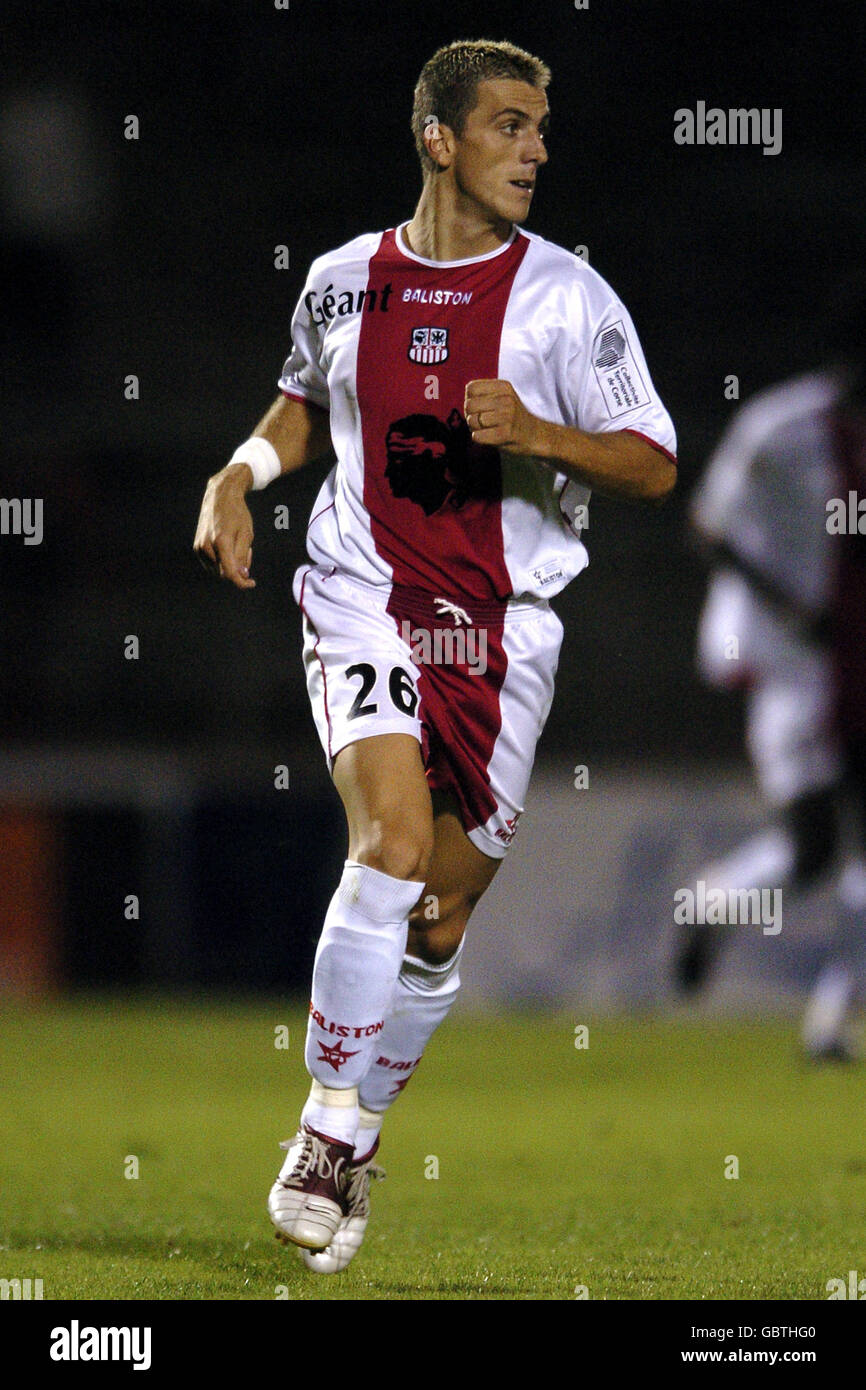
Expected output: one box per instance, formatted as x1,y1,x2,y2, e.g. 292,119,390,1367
388,1074,414,1097
317,1038,361,1073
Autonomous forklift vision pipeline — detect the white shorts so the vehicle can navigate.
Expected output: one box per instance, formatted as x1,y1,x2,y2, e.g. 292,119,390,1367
293,563,564,858
698,569,841,805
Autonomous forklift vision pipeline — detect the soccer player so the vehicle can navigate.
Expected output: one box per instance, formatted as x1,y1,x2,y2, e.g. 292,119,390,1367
673,292,866,1060
194,39,676,1272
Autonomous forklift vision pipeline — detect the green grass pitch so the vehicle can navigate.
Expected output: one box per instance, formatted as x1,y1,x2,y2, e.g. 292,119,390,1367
1,998,863,1301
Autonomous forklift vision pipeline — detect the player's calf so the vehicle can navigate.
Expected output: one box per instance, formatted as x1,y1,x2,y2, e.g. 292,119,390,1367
407,892,472,963
788,788,839,887
302,862,426,1134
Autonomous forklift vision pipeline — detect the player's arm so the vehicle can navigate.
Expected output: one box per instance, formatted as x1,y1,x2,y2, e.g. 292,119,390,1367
193,394,331,590
464,379,676,502
694,532,829,646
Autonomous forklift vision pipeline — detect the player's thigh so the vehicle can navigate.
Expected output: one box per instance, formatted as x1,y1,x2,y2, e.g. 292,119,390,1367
407,791,501,962
333,732,434,882
746,664,841,805
296,565,432,881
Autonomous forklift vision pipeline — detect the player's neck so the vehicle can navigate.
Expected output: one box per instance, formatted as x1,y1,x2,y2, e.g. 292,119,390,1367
404,180,513,263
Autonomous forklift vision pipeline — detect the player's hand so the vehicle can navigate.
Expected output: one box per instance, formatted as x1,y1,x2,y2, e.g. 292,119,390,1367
464,379,543,455
193,463,256,590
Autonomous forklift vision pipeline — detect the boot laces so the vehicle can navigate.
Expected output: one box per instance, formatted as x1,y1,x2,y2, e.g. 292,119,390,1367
345,1160,386,1216
278,1132,343,1188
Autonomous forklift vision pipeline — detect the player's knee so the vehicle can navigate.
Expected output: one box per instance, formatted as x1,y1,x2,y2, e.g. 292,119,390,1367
354,820,433,884
787,789,838,883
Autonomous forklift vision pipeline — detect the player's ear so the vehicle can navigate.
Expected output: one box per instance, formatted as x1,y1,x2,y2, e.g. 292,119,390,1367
423,117,454,171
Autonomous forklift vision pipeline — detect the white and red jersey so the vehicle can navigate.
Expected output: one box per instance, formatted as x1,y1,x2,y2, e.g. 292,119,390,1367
692,368,866,792
278,222,676,604
692,371,844,624
692,371,843,691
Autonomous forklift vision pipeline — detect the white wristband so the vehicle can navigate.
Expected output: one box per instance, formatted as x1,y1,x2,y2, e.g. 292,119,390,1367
227,436,282,490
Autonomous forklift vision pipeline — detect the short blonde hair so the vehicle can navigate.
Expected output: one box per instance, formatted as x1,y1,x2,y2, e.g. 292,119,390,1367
412,39,551,176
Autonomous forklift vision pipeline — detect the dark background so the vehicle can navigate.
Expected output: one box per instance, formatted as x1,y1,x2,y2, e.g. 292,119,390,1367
2,0,865,988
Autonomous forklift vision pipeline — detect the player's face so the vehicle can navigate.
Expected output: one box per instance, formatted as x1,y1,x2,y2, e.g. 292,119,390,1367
451,79,549,225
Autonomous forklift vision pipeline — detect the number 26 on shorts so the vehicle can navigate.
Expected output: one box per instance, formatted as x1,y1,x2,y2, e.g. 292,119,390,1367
344,663,419,720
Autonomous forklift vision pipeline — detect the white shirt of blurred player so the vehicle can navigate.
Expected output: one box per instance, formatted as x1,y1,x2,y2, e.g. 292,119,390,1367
693,372,844,803
693,370,842,681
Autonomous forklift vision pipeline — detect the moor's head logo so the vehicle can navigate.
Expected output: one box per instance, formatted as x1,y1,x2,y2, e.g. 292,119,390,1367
384,410,500,516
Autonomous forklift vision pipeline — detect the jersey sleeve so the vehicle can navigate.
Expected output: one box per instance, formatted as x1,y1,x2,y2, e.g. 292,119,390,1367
277,275,330,411
569,284,676,459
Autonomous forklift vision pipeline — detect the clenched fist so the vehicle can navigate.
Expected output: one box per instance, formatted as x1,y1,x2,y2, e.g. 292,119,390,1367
463,379,544,455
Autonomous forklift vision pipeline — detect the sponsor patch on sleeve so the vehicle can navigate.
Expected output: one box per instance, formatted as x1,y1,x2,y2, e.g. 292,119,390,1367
591,320,650,418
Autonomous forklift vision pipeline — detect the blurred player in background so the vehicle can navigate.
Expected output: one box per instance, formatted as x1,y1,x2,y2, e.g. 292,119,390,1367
195,39,676,1272
674,289,866,1060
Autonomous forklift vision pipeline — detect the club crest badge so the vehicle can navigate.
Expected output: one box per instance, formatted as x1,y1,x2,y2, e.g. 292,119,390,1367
408,326,449,364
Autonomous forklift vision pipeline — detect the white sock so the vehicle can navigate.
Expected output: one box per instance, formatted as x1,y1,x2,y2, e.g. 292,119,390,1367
802,964,853,1049
302,860,424,1145
358,942,464,1119
300,1080,360,1149
802,859,866,1048
353,1105,385,1161
703,826,797,896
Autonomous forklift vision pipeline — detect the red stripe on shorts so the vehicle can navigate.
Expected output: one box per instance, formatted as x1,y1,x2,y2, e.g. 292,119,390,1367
387,587,507,836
